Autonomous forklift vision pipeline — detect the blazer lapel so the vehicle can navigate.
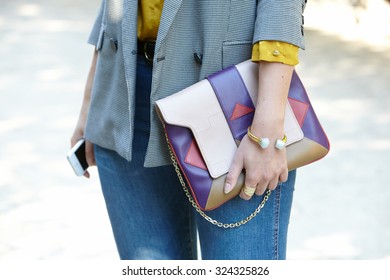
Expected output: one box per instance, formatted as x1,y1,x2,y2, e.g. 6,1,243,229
155,0,184,54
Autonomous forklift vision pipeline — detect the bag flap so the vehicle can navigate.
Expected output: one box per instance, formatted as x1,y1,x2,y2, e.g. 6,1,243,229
156,80,237,179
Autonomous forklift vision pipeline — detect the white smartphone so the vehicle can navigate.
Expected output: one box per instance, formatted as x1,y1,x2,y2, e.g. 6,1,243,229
67,138,89,176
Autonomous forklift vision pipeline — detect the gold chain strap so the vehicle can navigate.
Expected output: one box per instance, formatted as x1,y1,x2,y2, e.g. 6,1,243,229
164,131,271,228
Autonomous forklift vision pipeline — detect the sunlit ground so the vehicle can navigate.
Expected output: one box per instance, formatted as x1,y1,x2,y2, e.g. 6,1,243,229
288,0,390,259
305,0,390,49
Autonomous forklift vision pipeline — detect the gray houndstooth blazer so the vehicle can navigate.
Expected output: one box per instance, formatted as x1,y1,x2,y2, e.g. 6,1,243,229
85,0,307,167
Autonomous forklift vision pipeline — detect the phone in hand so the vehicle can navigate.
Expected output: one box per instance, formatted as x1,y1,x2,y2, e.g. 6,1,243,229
67,138,89,176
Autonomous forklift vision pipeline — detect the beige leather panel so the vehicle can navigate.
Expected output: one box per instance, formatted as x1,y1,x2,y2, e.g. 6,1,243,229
287,137,329,170
205,173,245,211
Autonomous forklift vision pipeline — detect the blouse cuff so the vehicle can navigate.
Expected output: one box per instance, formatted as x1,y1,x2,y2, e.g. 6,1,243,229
252,41,299,66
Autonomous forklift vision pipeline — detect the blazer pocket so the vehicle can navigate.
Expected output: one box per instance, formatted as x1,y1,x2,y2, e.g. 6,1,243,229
222,40,252,68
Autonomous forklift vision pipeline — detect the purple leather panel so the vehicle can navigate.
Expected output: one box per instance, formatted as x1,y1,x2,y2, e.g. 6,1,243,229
165,123,213,210
207,66,255,141
289,71,330,149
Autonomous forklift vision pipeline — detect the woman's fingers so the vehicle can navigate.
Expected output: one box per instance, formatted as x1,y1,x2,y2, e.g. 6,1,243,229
240,184,257,200
224,135,288,201
224,151,244,194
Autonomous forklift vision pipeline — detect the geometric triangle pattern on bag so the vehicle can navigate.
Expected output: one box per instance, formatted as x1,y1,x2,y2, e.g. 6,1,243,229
184,140,207,170
230,103,255,121
288,97,309,127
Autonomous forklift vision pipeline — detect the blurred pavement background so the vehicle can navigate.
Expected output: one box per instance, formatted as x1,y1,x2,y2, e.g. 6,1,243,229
0,0,389,260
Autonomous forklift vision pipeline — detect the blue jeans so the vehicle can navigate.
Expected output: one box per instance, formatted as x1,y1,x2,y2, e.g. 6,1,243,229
94,56,296,260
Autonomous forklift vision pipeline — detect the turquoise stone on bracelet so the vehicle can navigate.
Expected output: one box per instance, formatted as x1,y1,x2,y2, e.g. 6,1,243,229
259,138,270,149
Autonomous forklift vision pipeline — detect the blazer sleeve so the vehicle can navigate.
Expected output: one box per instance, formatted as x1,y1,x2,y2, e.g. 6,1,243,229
253,0,306,49
87,0,105,47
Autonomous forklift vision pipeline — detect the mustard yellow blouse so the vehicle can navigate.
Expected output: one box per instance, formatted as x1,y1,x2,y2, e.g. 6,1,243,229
137,0,164,41
137,0,299,66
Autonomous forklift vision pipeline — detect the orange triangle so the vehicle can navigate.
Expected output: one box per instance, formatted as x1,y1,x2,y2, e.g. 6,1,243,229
288,97,309,127
231,103,254,121
184,140,207,170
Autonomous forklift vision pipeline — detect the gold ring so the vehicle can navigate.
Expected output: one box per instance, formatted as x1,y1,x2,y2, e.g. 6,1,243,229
243,185,257,197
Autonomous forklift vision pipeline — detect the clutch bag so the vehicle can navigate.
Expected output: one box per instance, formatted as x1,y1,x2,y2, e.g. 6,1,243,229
155,60,330,227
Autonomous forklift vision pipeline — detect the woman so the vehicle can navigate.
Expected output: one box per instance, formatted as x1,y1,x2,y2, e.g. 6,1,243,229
71,0,306,260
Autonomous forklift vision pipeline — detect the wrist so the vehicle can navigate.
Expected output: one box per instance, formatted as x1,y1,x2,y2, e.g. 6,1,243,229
247,126,287,150
249,121,284,140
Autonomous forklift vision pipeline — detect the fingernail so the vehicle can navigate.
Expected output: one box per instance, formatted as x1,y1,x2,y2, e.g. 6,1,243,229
224,183,233,194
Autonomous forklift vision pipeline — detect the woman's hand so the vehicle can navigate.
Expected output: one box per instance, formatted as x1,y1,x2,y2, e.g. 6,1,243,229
70,122,95,179
225,133,288,199
70,49,98,178
224,61,294,199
